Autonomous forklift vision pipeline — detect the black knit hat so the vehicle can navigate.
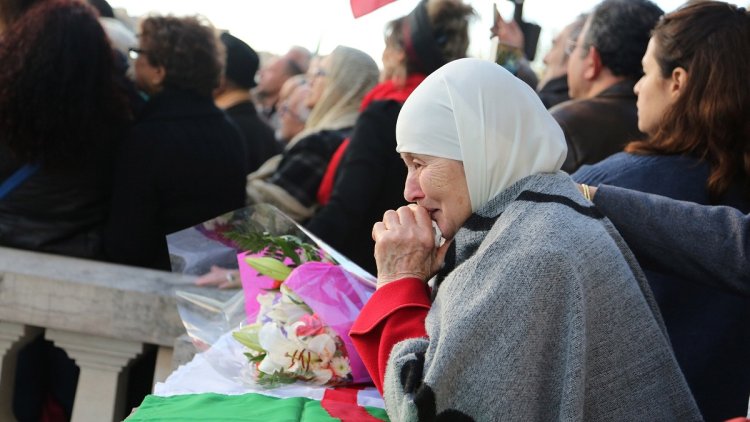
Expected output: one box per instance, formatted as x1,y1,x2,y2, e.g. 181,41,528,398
220,32,259,89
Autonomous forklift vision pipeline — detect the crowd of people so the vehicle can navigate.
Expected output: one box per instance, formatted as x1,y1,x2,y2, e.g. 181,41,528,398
0,0,748,420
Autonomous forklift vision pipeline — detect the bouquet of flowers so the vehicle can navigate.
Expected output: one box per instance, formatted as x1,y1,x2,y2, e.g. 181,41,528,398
171,205,375,387
220,205,374,387
232,280,353,386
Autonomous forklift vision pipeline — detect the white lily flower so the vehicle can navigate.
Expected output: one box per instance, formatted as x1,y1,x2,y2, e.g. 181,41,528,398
257,323,296,373
258,354,284,375
280,285,312,311
306,333,336,365
256,291,277,308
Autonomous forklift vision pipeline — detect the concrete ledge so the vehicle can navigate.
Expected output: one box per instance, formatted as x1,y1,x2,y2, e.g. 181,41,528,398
0,247,230,347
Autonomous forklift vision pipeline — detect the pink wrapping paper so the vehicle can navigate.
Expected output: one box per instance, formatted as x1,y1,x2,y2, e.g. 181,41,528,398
237,251,294,322
284,262,374,384
238,254,374,384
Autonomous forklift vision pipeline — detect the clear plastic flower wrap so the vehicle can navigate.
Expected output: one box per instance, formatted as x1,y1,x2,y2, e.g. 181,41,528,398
174,204,376,388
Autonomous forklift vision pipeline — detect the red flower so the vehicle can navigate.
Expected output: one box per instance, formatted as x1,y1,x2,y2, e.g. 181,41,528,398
295,314,326,337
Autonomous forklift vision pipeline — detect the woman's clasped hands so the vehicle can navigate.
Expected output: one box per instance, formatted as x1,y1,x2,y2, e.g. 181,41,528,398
372,204,452,289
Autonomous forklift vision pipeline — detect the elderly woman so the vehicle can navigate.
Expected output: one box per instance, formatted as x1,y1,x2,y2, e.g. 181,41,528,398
105,15,248,270
573,2,750,419
246,45,379,222
350,59,700,420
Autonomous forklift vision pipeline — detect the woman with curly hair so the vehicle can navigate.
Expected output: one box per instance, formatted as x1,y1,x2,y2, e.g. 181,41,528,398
0,2,133,420
573,2,750,419
105,15,248,270
0,0,131,259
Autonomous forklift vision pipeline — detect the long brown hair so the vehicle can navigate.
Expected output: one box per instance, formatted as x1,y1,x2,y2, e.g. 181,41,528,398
625,1,750,200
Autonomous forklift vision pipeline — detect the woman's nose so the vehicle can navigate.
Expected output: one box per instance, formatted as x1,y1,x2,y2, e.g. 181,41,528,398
403,171,424,203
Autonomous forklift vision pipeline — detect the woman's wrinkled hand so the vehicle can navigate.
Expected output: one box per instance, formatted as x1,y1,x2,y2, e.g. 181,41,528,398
372,205,452,289
194,265,242,289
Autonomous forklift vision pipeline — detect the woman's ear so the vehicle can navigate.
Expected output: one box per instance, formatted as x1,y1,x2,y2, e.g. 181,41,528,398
670,66,688,99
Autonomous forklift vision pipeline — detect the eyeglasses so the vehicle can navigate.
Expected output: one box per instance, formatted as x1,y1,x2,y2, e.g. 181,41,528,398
128,47,148,60
564,39,578,56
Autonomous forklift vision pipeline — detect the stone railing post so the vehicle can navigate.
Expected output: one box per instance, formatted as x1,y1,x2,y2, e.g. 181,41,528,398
0,322,41,422
46,329,143,422
0,247,234,421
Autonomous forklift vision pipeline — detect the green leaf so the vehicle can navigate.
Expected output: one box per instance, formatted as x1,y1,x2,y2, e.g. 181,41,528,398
244,256,292,281
256,370,298,387
232,325,265,352
245,353,265,363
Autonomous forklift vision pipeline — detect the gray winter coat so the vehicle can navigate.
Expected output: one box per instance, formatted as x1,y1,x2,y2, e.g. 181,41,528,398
383,172,701,421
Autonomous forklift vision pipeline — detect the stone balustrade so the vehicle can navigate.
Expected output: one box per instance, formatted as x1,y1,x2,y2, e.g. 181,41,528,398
0,246,230,422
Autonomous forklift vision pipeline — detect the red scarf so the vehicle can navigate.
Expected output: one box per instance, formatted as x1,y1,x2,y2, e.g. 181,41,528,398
317,74,426,205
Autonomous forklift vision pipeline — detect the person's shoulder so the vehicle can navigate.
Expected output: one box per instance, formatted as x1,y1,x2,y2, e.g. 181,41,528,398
572,152,642,182
552,95,619,123
549,97,589,118
361,100,403,119
286,130,344,154
302,128,350,143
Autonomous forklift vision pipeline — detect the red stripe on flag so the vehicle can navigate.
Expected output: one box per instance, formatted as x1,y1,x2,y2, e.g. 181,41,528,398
321,387,383,421
350,0,397,18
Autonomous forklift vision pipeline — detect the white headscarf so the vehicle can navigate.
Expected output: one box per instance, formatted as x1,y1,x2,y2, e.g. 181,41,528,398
287,45,379,149
395,58,567,211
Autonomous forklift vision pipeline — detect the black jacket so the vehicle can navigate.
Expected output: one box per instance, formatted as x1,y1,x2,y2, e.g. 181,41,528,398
105,89,247,270
225,100,281,174
537,75,570,109
0,142,117,259
550,80,644,173
306,100,407,275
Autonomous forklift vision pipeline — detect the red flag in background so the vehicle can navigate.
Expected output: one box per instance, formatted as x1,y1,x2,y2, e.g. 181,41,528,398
350,0,397,17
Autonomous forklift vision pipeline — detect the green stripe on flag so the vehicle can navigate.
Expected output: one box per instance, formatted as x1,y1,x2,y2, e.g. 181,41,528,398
126,393,389,421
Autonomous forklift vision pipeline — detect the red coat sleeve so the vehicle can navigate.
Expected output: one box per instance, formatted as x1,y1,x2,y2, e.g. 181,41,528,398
350,278,431,394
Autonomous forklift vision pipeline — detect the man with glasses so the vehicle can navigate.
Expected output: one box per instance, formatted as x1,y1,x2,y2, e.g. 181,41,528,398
549,0,663,173
536,13,588,109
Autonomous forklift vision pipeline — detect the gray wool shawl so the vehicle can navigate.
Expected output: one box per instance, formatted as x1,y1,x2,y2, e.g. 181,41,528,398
383,172,701,421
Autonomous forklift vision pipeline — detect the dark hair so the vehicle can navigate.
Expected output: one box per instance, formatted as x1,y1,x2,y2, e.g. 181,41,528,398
385,0,475,76
625,1,750,200
0,0,130,165
583,0,663,78
139,15,224,98
0,0,43,28
87,0,113,18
